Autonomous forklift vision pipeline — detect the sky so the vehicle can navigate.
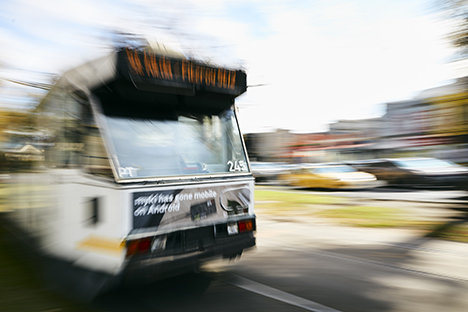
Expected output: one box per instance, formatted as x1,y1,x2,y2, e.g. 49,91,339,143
0,0,463,133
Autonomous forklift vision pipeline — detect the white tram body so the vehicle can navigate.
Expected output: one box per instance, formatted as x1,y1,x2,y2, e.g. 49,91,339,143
5,47,255,295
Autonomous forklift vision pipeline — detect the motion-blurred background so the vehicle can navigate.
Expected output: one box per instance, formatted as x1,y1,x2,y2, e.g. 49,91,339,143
2,1,468,176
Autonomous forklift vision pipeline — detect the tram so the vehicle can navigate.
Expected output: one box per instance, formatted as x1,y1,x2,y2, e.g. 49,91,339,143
4,45,256,296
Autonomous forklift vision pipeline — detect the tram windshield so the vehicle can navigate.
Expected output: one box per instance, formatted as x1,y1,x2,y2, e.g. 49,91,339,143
104,108,249,180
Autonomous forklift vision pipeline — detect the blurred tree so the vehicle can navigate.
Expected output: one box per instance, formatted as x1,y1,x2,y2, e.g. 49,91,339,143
0,74,56,143
0,110,30,142
441,0,468,60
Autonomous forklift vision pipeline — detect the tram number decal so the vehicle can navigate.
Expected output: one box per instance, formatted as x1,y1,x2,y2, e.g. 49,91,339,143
227,160,247,172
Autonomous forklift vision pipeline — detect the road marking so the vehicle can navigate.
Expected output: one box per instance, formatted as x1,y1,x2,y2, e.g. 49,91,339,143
208,272,342,312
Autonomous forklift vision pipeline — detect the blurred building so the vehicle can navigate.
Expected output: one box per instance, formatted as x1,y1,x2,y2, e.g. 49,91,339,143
244,129,291,162
373,79,468,163
245,78,468,165
370,99,433,156
328,118,381,160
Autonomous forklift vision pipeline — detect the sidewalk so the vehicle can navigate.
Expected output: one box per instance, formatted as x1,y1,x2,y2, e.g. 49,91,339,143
255,211,468,283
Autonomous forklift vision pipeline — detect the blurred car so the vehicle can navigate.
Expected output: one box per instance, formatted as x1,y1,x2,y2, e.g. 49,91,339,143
280,164,379,189
346,157,468,188
250,161,287,182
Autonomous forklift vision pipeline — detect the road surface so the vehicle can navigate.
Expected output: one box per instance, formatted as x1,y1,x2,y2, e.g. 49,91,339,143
1,187,468,311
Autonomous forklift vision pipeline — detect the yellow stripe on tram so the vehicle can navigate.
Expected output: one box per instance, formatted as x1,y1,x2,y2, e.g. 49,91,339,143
76,236,125,255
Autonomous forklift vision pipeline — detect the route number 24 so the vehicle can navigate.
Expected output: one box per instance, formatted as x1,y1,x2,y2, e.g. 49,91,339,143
227,160,247,172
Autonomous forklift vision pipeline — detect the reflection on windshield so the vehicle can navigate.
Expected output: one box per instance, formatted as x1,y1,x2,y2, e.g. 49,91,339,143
312,166,356,173
394,158,458,169
104,109,248,179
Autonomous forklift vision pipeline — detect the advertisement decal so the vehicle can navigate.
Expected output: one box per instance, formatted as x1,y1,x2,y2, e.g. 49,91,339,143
133,189,183,228
132,182,252,229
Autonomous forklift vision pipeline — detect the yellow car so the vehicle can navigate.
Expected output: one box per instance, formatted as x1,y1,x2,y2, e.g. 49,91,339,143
281,164,379,189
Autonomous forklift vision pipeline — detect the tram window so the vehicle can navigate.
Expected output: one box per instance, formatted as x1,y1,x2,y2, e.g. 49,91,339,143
104,108,249,179
38,92,83,168
36,91,113,178
76,95,113,178
82,125,113,178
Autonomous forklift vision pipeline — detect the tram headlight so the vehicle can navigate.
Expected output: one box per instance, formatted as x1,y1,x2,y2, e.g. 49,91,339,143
151,235,167,252
227,222,238,235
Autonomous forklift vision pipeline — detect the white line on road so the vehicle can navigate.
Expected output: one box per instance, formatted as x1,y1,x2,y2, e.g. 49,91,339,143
209,272,342,312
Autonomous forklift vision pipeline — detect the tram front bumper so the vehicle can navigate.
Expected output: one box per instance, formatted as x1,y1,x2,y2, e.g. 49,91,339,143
122,221,256,284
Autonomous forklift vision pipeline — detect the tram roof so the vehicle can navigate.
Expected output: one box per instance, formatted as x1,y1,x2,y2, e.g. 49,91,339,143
54,48,247,99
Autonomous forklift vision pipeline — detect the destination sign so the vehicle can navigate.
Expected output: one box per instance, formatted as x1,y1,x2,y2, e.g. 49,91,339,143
118,49,247,95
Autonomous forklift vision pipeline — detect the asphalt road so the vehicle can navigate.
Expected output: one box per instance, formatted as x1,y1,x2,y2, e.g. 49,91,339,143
2,187,468,312
219,213,468,312
87,206,468,312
